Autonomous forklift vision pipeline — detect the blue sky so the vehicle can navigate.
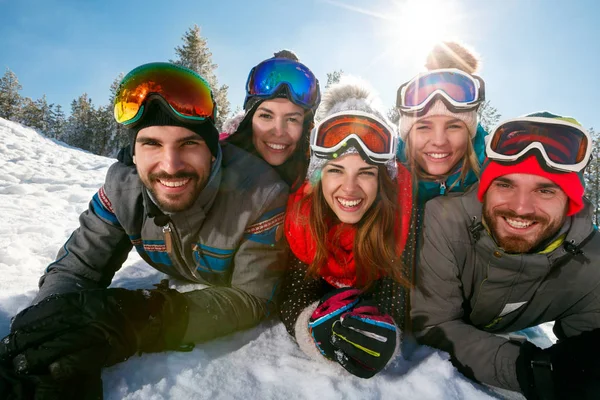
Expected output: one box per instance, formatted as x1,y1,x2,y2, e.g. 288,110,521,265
1,0,599,131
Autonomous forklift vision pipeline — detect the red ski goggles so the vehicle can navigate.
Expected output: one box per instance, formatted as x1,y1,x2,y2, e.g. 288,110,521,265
396,68,485,115
114,62,217,126
486,117,591,173
244,58,320,111
310,111,396,164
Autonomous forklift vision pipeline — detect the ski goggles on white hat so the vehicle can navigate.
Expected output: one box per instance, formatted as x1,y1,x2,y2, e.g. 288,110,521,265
310,111,397,164
486,117,591,173
396,68,485,115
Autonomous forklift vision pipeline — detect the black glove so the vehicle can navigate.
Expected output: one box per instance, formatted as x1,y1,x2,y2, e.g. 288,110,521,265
330,301,398,379
516,328,600,400
0,361,102,400
308,288,361,360
0,282,191,382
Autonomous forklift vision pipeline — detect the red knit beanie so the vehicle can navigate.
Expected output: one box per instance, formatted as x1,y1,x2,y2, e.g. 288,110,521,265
477,155,585,216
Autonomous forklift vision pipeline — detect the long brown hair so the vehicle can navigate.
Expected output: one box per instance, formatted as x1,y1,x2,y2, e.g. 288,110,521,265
404,130,480,190
299,164,409,289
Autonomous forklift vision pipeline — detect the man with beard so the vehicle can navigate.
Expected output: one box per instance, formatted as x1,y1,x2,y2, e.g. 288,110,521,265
411,112,600,399
0,63,289,398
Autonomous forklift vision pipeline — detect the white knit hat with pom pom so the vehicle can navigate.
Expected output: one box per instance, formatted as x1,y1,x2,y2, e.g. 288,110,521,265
307,75,398,183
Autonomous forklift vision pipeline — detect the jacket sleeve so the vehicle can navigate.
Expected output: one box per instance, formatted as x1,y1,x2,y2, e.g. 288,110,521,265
34,186,133,304
411,200,522,392
278,254,324,337
182,181,289,343
554,288,600,340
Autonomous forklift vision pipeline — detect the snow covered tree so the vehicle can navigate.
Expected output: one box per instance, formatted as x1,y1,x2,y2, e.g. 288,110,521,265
20,95,54,135
387,107,400,126
171,25,230,129
326,70,344,89
583,127,600,224
477,100,501,132
104,73,128,157
0,68,23,121
48,104,67,140
65,94,98,152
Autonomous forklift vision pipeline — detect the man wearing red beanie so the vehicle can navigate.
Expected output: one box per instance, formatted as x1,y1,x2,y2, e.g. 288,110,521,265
412,112,600,399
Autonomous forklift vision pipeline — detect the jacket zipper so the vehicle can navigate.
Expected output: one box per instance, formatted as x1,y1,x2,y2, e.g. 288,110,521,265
162,222,196,281
439,181,447,195
162,224,173,254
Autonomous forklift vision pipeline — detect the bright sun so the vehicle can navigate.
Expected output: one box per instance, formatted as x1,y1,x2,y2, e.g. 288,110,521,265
325,0,466,68
381,0,466,67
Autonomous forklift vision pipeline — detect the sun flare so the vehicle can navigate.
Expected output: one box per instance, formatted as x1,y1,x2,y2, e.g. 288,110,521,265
382,0,465,68
325,0,466,69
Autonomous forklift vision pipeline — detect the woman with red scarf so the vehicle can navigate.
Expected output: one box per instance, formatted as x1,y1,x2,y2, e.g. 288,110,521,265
279,77,414,379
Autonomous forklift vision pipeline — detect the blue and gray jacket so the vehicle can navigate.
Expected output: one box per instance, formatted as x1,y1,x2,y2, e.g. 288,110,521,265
35,143,289,344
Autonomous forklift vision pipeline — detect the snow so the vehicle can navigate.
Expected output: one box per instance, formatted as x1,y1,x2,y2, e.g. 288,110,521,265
0,117,548,399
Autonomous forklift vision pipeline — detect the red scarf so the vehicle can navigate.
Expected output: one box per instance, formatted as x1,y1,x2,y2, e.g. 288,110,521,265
284,162,413,288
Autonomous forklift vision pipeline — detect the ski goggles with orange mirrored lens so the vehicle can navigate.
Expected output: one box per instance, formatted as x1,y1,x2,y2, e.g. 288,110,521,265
486,117,591,173
245,58,321,111
114,62,217,126
310,111,396,164
396,68,485,115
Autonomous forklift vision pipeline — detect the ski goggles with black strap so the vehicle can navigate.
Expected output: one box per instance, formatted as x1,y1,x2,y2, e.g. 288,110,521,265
396,68,485,115
244,58,321,111
486,117,591,173
114,62,217,126
310,111,397,164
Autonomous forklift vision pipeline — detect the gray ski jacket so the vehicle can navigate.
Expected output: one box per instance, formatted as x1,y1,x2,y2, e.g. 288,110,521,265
35,143,289,344
411,184,600,392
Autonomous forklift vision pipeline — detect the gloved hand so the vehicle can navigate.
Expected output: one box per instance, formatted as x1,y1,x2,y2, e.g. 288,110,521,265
308,288,361,360
516,328,600,400
0,360,103,400
0,282,191,382
331,301,398,379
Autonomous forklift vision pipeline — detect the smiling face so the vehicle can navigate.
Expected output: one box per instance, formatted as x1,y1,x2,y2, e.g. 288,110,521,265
320,153,379,224
483,173,569,253
251,98,305,166
134,126,214,213
408,115,469,177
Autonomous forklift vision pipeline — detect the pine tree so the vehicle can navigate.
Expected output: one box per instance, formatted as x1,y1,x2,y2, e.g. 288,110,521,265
171,25,230,129
583,127,600,224
387,107,400,126
19,97,40,129
48,104,67,140
325,70,344,89
20,95,53,135
477,100,501,132
0,68,23,121
65,94,97,152
104,73,128,157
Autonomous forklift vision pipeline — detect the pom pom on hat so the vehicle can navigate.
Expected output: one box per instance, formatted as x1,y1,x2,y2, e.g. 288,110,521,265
398,40,481,141
425,41,480,74
307,76,398,182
